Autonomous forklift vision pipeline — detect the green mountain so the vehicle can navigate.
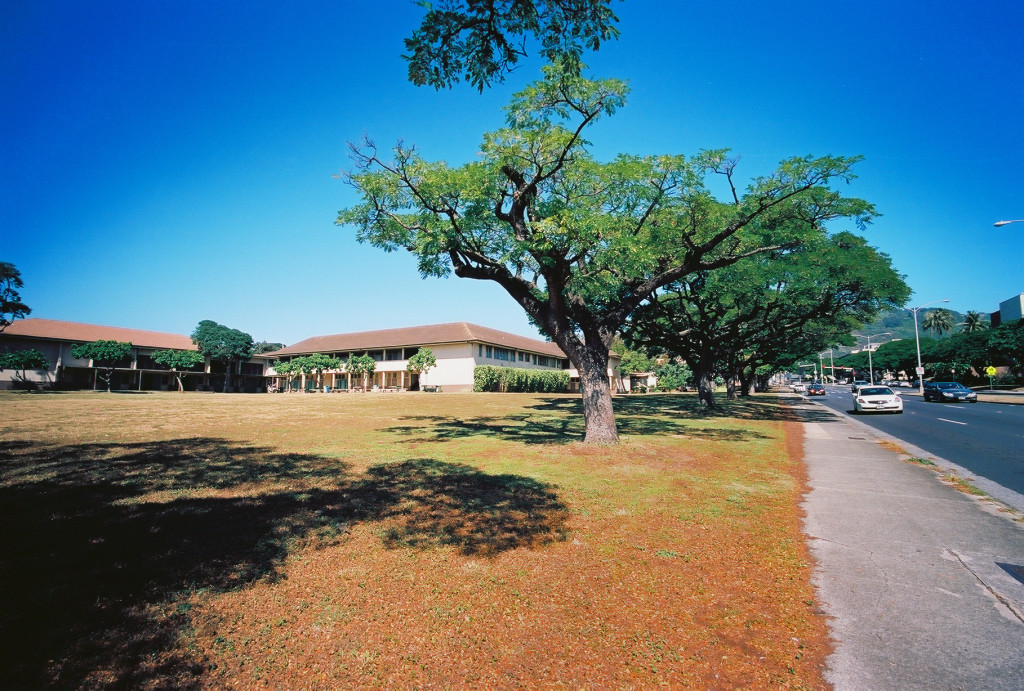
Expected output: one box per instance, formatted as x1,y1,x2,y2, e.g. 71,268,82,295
833,308,966,355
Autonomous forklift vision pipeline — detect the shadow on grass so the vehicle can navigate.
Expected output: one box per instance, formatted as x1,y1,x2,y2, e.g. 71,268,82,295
0,439,566,689
387,393,830,445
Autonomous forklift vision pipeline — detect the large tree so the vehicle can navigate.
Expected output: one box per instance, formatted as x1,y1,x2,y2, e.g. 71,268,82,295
406,347,437,385
190,320,254,393
622,232,908,407
292,353,343,391
70,340,133,392
0,348,49,388
922,308,954,337
340,69,875,442
0,262,31,332
988,318,1024,379
960,310,989,334
345,354,377,391
404,0,619,91
150,349,206,392
272,359,300,392
253,341,286,354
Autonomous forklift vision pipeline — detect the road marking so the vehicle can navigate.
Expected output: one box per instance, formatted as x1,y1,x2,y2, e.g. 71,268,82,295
936,418,967,426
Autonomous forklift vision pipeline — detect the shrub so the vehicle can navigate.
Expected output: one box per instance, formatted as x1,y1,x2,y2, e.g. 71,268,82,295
474,365,570,393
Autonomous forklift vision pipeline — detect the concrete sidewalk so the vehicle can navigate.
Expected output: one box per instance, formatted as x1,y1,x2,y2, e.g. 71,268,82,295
795,400,1024,690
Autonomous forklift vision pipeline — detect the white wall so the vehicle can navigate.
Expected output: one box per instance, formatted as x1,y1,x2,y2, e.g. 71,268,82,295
1000,293,1024,322
421,343,476,391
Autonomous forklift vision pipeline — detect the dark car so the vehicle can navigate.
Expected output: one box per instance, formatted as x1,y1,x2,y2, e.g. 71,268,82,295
807,383,826,396
923,381,978,403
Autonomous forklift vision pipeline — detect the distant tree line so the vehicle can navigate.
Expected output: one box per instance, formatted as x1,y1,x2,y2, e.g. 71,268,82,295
837,317,1023,385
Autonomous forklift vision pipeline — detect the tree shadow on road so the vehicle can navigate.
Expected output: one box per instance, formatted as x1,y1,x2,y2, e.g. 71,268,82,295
0,439,566,689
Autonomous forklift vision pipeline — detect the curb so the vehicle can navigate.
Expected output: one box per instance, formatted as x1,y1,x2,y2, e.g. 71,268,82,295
797,396,1024,518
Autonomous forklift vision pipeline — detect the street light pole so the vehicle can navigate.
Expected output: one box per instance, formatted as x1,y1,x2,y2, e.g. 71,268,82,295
994,220,1023,227
908,298,950,395
856,332,892,385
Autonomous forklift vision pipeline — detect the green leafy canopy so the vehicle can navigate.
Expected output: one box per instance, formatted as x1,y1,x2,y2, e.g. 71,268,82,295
338,66,877,442
70,340,133,364
404,0,620,91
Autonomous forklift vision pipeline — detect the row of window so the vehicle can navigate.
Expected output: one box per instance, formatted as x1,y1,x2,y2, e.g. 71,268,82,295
476,344,567,369
278,348,421,364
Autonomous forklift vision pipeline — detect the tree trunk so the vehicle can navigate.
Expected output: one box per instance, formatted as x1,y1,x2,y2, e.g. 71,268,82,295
738,369,755,396
223,360,233,393
174,371,185,392
577,345,618,443
725,375,738,400
696,367,716,409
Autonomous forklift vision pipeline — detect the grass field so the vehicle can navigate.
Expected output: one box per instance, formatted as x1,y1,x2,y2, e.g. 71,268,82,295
0,390,827,689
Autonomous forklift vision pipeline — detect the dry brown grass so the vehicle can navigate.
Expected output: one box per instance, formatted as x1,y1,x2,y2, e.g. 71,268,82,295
0,391,827,689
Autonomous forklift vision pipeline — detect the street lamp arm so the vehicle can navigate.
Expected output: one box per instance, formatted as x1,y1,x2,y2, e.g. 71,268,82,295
994,220,1023,227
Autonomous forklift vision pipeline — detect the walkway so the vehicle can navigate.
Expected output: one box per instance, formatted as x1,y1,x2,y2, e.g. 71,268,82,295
795,399,1024,689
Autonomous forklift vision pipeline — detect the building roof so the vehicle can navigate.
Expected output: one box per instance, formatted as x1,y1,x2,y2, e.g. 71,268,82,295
260,322,567,359
1,318,197,351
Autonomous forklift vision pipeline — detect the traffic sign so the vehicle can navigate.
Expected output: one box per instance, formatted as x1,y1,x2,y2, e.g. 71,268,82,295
985,365,997,376
915,366,925,375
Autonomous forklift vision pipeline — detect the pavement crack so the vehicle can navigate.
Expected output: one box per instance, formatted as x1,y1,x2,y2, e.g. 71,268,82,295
947,548,1024,625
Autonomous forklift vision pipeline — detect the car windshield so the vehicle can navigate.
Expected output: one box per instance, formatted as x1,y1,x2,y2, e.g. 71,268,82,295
861,387,893,396
937,382,968,390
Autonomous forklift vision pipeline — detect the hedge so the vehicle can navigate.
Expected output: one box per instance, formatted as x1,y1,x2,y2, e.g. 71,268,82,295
473,365,570,393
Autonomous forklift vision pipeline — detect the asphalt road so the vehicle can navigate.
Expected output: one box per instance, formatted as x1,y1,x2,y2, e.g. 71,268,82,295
804,384,1024,499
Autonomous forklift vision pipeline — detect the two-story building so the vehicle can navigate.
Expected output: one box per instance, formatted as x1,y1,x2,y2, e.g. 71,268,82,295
1,319,623,393
0,319,267,392
259,322,622,393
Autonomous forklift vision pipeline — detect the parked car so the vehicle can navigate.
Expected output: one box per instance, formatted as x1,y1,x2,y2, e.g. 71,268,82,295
791,382,807,393
807,383,826,396
851,380,869,393
923,381,978,403
852,386,904,414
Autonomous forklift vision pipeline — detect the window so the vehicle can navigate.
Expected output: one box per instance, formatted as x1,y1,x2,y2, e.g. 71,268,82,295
368,350,384,362
478,345,483,357
241,362,263,376
404,347,420,359
385,349,403,361
486,346,493,358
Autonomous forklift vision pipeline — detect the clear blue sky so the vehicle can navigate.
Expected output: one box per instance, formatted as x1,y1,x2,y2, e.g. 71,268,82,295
3,0,1022,346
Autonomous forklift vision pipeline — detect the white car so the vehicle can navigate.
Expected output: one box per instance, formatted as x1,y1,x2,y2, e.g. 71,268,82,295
853,386,903,414
791,382,807,393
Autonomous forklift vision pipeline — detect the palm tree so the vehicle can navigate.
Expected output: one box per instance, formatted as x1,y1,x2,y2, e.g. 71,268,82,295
922,309,954,337
960,310,989,333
